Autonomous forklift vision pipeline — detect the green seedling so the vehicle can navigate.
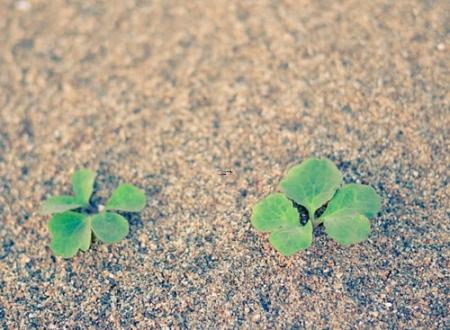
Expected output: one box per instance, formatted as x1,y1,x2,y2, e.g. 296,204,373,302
40,169,146,258
251,158,381,256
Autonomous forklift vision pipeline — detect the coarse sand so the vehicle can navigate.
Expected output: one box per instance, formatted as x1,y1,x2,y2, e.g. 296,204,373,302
0,0,449,328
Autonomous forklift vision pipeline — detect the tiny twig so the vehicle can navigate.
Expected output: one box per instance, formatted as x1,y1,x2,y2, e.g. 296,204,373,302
217,169,233,176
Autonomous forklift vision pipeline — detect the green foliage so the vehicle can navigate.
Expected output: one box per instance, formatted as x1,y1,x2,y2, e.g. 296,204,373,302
321,184,381,219
269,221,313,257
72,169,96,205
324,212,370,245
251,193,312,256
91,212,129,244
321,183,380,246
251,193,299,232
106,184,147,212
279,158,342,216
41,169,146,258
251,158,381,256
40,196,83,215
48,212,91,258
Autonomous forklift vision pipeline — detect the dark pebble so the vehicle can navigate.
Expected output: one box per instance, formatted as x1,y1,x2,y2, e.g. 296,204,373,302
259,294,271,312
341,104,352,113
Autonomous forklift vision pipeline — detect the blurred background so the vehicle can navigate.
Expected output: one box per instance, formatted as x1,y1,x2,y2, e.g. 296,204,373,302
0,0,448,328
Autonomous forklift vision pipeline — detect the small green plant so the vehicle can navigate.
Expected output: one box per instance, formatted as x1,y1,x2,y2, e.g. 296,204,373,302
40,169,146,258
251,158,381,256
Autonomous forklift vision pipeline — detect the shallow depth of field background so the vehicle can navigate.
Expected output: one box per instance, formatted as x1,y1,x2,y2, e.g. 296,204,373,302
0,0,448,328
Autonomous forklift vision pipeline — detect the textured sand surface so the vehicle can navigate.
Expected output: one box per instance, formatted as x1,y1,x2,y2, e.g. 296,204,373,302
0,0,449,328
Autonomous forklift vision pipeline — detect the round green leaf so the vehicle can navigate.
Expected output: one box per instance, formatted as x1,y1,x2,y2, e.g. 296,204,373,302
279,158,343,215
48,212,91,258
40,195,82,215
324,212,370,245
251,193,299,232
269,220,313,256
322,183,381,219
72,169,96,205
105,183,146,212
91,212,129,244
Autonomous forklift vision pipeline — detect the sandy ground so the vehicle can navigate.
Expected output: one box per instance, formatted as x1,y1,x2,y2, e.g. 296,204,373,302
0,0,449,328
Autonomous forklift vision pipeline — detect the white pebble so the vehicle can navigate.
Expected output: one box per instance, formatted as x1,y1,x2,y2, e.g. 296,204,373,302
16,1,30,11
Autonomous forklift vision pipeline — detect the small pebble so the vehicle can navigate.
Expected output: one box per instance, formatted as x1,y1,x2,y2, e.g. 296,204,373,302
15,1,30,11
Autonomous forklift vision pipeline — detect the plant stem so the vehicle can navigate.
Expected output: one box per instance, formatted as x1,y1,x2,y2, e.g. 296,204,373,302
313,218,324,227
308,208,315,223
308,207,325,227
308,208,325,227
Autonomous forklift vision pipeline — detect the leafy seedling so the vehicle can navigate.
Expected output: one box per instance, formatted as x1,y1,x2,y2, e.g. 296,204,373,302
251,158,381,256
41,169,146,258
